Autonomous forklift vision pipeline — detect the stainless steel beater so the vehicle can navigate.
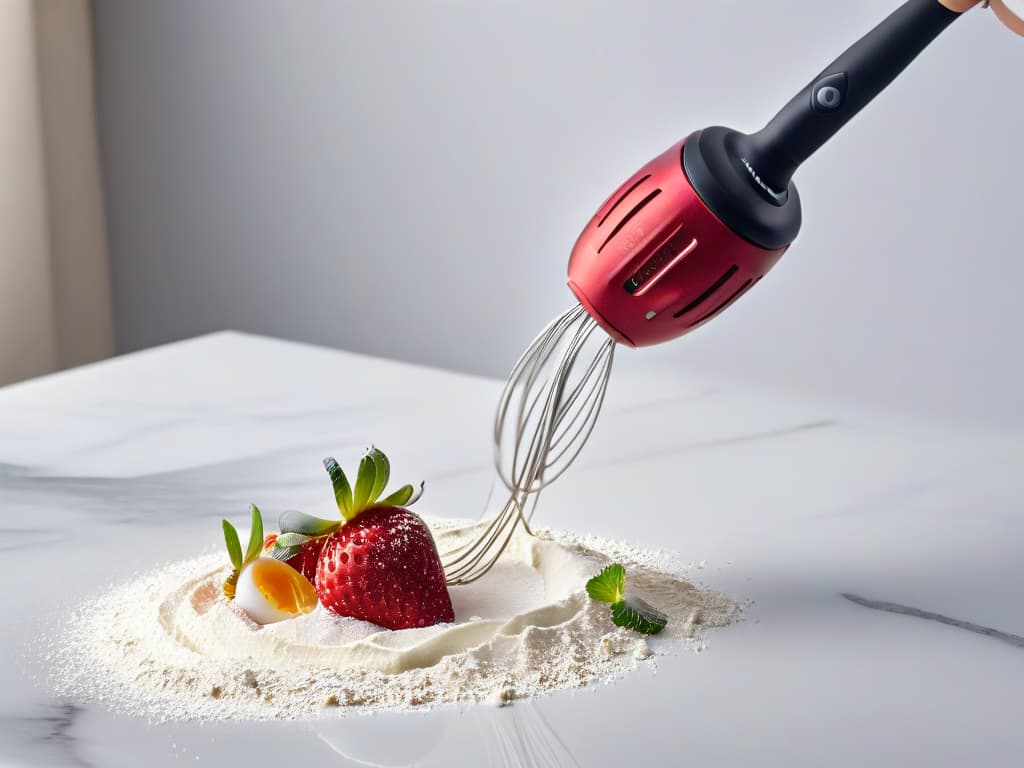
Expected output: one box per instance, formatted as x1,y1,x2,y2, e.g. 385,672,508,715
442,304,615,585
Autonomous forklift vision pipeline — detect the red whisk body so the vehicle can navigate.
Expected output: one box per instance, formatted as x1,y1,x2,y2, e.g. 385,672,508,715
568,137,788,348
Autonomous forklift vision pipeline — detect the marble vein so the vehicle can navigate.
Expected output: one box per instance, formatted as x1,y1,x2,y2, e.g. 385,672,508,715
842,593,1024,649
601,387,717,417
581,418,838,471
0,703,94,768
0,527,66,552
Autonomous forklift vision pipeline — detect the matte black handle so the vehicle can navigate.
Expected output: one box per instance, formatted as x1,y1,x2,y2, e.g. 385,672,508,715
738,0,961,195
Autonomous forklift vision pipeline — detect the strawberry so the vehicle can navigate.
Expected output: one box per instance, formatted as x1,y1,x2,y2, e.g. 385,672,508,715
316,505,452,629
275,448,454,630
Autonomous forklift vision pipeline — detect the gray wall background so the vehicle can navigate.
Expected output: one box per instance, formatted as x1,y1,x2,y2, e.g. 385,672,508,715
92,1,1023,429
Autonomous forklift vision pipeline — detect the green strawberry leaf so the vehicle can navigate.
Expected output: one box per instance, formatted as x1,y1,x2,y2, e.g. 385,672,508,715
379,484,412,506
222,520,243,569
406,481,424,506
323,457,353,518
586,563,625,604
611,597,668,635
279,510,341,537
270,531,318,563
323,450,421,518
379,482,419,507
244,504,264,564
368,447,390,502
268,544,302,562
275,532,312,548
352,452,377,512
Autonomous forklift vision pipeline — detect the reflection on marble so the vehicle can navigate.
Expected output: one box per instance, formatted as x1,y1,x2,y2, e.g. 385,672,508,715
317,709,451,765
481,701,580,768
314,701,579,768
2,332,1024,767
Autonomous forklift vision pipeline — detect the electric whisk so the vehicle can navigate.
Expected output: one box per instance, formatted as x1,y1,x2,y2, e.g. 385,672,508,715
443,0,990,584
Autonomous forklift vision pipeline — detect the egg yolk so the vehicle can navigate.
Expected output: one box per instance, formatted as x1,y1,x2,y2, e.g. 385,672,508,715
249,558,318,615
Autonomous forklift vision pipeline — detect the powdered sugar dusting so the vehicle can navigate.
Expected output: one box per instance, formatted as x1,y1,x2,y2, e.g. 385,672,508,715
48,519,741,720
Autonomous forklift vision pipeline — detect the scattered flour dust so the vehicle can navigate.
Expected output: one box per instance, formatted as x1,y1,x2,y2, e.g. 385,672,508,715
50,518,741,720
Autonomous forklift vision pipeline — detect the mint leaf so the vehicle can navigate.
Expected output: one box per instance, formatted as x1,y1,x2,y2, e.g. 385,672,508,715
611,597,668,635
586,563,625,604
587,563,668,635
279,510,341,536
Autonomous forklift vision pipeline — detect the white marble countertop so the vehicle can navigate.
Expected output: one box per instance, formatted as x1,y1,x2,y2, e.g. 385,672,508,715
2,331,1022,767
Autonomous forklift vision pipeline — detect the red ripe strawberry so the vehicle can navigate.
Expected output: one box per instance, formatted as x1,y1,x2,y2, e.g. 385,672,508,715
316,505,453,629
274,448,454,630
264,532,324,584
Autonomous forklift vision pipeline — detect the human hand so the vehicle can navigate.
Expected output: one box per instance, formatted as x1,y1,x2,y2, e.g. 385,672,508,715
941,0,1024,35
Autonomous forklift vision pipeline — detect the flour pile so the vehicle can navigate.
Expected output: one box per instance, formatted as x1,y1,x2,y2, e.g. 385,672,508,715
51,519,740,720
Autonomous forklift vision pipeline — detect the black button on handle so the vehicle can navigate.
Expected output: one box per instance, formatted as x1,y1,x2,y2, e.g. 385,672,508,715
811,72,848,112
816,87,840,108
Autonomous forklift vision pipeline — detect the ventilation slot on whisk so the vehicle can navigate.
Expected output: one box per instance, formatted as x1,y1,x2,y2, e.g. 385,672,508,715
597,189,661,253
597,174,652,228
694,277,754,323
672,264,738,318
